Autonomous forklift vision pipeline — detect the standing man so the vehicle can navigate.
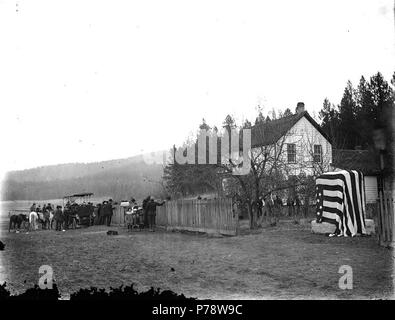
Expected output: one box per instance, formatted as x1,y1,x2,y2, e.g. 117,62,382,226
47,203,55,229
286,195,294,217
99,201,106,225
102,199,114,227
272,194,281,225
42,205,50,229
146,197,165,232
93,203,100,225
54,205,64,231
256,197,263,218
294,194,301,220
261,196,266,217
142,196,150,229
63,202,71,230
107,199,115,226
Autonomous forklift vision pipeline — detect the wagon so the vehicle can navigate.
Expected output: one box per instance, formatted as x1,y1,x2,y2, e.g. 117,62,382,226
63,192,95,227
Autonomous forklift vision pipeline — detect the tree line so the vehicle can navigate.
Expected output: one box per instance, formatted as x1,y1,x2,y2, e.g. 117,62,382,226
319,71,394,150
2,159,166,201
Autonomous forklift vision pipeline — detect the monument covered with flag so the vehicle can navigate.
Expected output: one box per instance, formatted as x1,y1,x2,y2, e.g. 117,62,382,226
314,170,367,237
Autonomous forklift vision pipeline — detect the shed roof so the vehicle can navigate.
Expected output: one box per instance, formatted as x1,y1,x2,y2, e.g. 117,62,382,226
331,149,380,175
63,192,94,199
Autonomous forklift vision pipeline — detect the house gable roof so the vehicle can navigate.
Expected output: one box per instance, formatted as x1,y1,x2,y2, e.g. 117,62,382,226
251,111,331,148
331,149,381,175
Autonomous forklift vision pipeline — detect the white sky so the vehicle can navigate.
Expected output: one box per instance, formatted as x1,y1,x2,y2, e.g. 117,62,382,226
0,0,394,175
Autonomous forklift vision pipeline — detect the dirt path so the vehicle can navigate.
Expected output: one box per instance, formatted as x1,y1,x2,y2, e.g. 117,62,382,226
0,223,393,299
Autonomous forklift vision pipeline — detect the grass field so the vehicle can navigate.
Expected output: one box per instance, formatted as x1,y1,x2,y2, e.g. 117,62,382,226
0,219,393,299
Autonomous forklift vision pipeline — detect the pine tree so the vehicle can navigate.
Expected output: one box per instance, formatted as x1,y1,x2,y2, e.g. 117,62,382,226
338,81,358,149
283,108,293,117
254,111,265,125
355,76,375,148
223,114,236,129
199,118,211,131
319,98,342,148
243,119,252,129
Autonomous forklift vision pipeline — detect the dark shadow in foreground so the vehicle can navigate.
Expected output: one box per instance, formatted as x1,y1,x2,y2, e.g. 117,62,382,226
0,282,196,300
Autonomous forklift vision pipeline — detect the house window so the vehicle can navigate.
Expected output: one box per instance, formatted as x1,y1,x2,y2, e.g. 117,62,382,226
313,145,322,163
287,144,296,163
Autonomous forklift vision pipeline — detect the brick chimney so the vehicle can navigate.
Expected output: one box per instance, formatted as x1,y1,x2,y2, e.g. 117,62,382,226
296,102,305,114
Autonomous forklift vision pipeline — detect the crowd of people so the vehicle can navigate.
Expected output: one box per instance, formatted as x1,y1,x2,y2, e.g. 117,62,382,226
28,202,56,231
27,202,94,232
92,199,116,227
10,193,308,234
233,192,307,225
124,196,165,232
255,194,302,218
9,196,167,233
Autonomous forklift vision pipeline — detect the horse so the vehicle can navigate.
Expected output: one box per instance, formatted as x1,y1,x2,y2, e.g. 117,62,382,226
9,213,29,232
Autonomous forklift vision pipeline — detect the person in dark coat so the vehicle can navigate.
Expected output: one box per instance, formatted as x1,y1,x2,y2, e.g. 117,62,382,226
256,197,263,218
107,199,115,226
271,194,281,224
146,197,165,231
142,196,151,229
101,201,109,226
42,205,50,229
54,206,64,231
286,196,294,217
99,202,106,225
101,200,114,227
93,204,100,225
294,195,301,217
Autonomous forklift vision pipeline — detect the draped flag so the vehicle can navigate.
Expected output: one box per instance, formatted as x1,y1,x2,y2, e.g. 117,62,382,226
316,170,366,237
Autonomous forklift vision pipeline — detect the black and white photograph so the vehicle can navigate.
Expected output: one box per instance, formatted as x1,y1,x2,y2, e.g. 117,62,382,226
0,0,394,307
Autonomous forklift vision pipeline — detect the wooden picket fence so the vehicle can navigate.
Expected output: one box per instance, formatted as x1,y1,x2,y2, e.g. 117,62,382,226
110,205,126,226
156,198,239,236
376,191,394,247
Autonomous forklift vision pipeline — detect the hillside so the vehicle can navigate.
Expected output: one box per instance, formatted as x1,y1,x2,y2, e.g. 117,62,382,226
1,155,167,201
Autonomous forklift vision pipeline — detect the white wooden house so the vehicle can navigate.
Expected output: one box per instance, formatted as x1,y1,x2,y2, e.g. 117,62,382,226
250,102,333,178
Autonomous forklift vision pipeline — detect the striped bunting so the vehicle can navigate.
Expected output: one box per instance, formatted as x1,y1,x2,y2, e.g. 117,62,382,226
316,170,366,237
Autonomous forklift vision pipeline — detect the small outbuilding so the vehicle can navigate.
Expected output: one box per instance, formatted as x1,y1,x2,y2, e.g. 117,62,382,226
331,149,381,204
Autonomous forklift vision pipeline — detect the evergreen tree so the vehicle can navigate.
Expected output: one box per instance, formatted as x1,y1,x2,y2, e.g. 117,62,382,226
242,119,252,129
199,118,211,131
338,80,358,149
355,76,375,148
368,72,393,127
283,108,293,117
318,72,395,150
254,111,265,125
319,98,342,148
222,114,236,129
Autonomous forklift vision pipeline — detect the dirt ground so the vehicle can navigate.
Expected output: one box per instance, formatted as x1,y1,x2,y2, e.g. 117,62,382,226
0,221,393,299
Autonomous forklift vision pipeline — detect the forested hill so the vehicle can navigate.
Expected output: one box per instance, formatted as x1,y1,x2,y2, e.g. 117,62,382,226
2,155,166,201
